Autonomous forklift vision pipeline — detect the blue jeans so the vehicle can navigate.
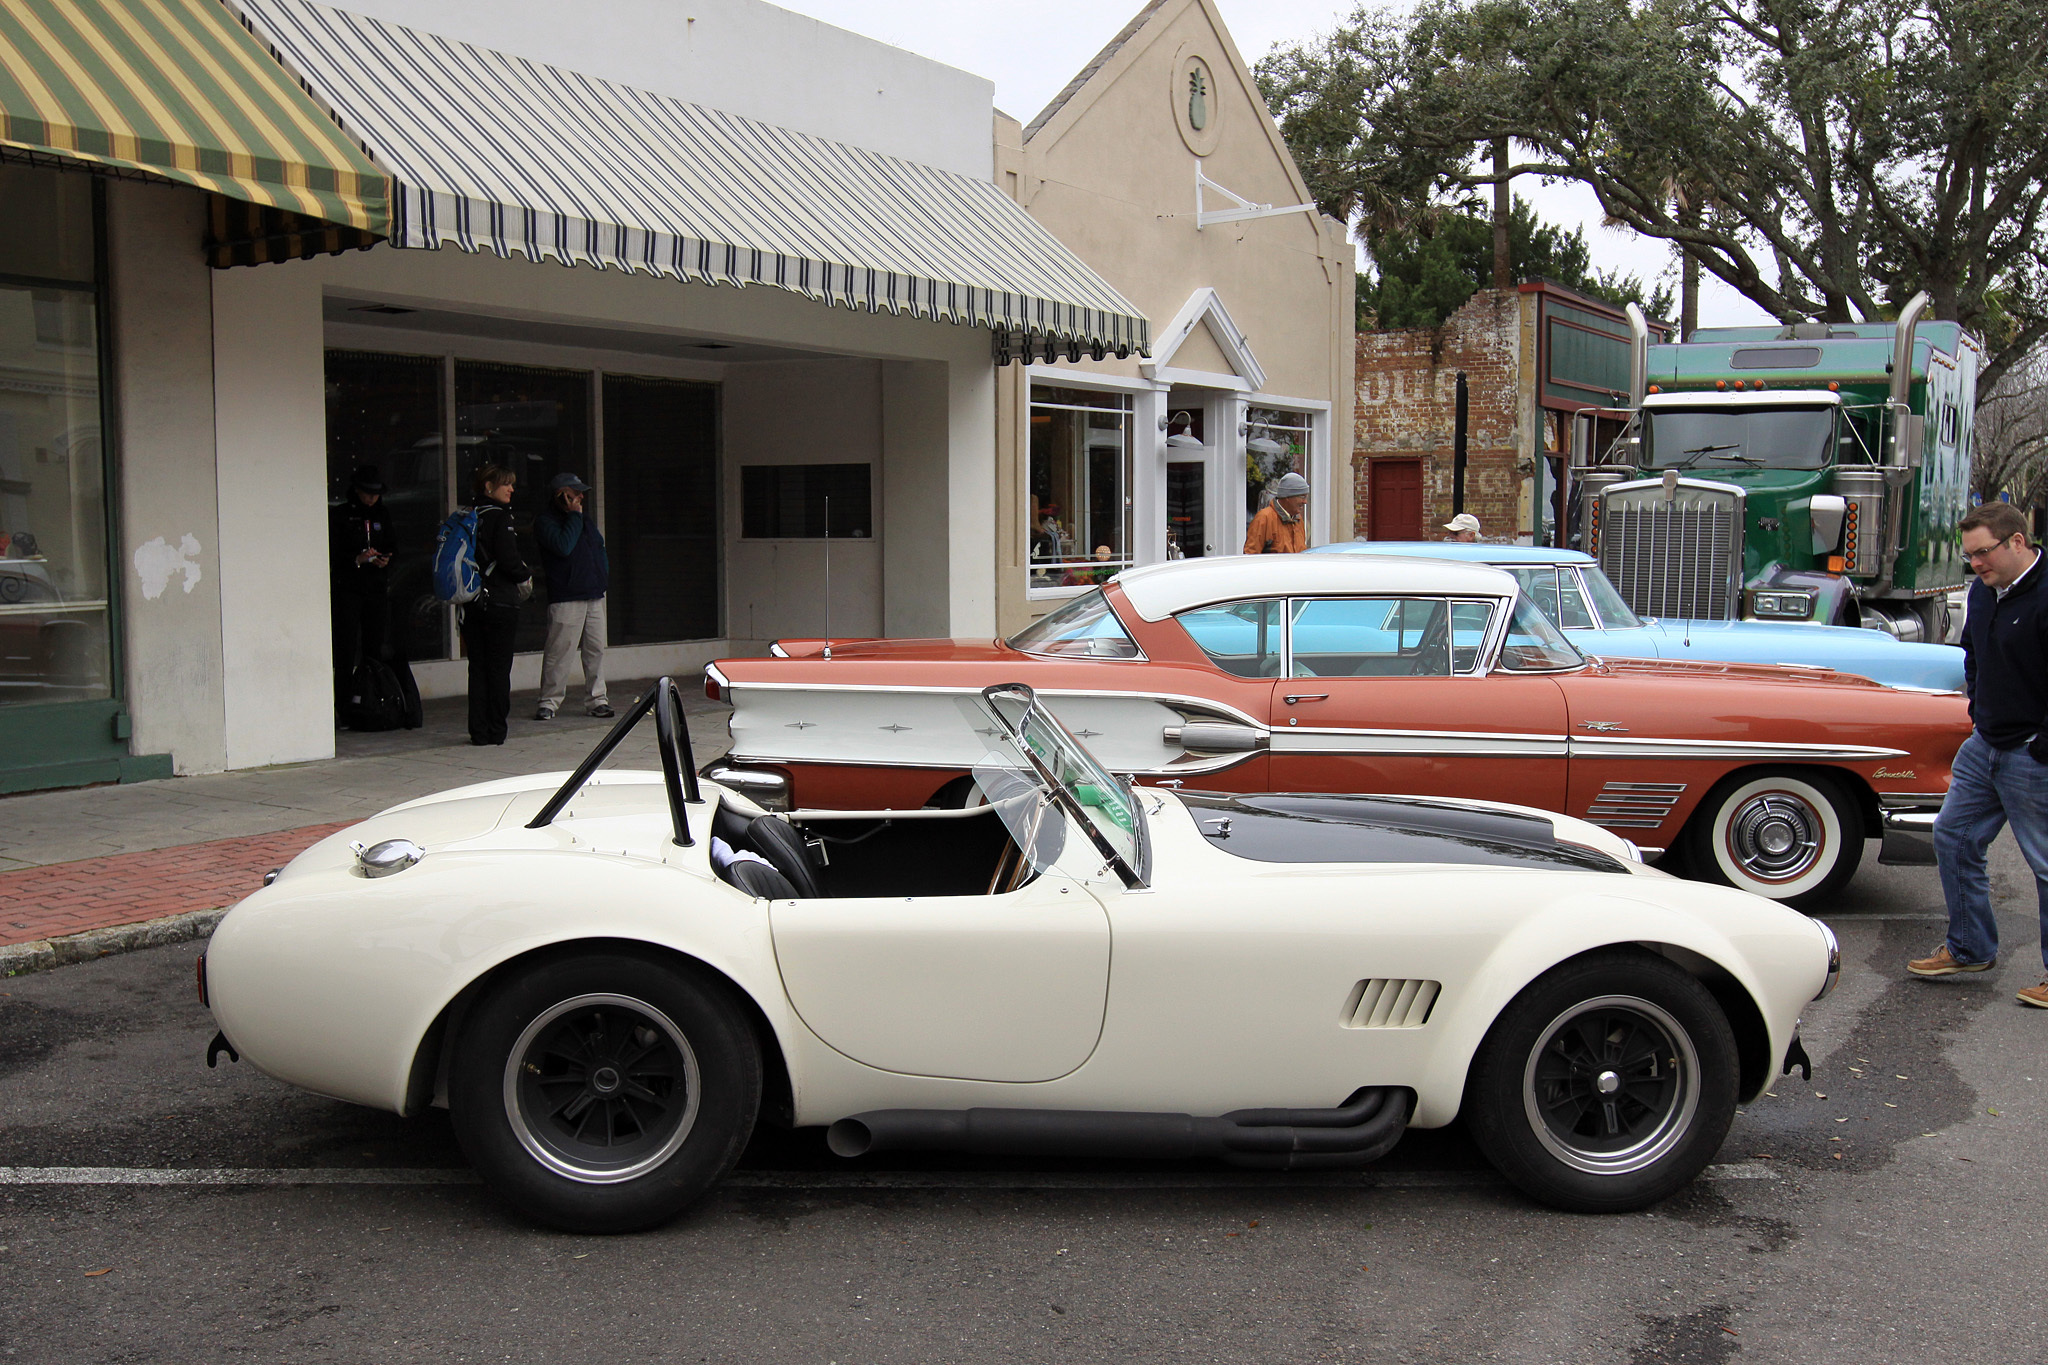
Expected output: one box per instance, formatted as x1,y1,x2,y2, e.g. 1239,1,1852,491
1936,732,2048,968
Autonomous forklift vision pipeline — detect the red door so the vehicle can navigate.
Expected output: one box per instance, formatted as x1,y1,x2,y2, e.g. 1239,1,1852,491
1369,459,1423,541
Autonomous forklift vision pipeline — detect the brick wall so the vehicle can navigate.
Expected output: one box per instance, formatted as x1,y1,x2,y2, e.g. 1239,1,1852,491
1352,289,1525,542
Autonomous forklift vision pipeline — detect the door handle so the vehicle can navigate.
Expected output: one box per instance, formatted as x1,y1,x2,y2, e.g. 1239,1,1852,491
1283,693,1328,705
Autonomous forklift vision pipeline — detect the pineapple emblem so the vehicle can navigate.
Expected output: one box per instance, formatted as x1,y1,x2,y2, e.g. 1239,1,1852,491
1188,64,1209,130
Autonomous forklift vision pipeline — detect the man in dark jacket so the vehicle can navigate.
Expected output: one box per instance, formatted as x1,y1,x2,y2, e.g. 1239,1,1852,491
462,463,531,746
329,464,395,715
1909,502,2048,1007
533,471,612,720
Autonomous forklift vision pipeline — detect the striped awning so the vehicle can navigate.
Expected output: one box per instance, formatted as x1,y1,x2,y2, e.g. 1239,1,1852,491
0,0,387,251
234,0,1148,358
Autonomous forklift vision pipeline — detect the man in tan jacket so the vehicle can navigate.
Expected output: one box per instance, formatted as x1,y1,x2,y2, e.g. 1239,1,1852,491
1244,472,1309,554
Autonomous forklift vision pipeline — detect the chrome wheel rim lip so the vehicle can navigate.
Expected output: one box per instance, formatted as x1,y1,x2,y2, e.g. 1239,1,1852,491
1725,791,1825,881
502,992,701,1185
1522,994,1699,1176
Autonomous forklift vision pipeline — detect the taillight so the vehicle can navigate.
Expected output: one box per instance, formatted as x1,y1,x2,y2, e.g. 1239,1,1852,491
196,954,209,1007
703,663,729,702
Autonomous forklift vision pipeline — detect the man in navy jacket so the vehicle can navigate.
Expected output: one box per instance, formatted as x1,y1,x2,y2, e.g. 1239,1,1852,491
533,472,612,721
1910,502,2048,1006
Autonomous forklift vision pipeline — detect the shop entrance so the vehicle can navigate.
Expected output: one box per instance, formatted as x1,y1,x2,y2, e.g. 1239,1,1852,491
1166,459,1207,558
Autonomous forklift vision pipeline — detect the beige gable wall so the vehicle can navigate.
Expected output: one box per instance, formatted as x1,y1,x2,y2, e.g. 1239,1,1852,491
994,0,1354,631
1168,321,1243,381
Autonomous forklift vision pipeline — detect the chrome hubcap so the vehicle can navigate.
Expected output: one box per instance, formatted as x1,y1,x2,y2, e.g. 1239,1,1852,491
1727,793,1822,880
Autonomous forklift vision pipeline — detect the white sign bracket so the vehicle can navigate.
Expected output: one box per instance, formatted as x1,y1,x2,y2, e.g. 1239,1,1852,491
1195,167,1318,230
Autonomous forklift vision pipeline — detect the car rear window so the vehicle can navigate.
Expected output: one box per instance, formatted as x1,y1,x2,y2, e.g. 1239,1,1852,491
1007,589,1141,658
1178,599,1283,677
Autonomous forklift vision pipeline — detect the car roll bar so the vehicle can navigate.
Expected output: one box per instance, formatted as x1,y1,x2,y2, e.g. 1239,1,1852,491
526,676,701,846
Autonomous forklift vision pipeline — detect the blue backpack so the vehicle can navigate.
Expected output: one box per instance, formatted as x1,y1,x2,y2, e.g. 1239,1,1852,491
432,507,485,604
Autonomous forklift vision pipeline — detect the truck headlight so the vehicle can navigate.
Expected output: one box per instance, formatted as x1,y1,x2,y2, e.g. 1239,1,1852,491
1750,590,1815,620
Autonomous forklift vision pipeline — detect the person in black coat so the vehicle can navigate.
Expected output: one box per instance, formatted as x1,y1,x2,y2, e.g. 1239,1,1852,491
462,463,532,746
329,464,396,717
1909,501,2048,1004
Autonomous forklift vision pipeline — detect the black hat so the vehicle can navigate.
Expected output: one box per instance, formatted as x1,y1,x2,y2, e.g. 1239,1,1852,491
349,464,386,494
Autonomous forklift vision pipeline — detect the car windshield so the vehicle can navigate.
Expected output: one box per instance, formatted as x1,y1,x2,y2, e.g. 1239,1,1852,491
1641,406,1835,471
1496,596,1585,671
1006,589,1141,658
1578,566,1644,628
962,685,1147,887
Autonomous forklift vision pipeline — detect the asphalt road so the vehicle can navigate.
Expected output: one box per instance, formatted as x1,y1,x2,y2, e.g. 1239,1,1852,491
4,841,2046,1365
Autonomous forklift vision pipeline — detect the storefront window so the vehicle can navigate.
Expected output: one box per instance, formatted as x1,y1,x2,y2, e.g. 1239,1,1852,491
1028,385,1130,594
325,350,447,661
455,361,591,653
0,168,110,706
1244,406,1313,519
605,374,719,644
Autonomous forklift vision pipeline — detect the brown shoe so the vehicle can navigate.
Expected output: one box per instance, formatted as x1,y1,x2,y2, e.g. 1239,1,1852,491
1908,945,1994,977
2018,982,2048,1008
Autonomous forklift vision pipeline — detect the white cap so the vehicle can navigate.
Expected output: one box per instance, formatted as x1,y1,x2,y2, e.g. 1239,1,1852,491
1443,512,1481,534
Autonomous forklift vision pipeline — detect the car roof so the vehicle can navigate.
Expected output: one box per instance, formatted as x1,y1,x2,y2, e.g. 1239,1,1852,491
1310,541,1597,568
1112,554,1519,622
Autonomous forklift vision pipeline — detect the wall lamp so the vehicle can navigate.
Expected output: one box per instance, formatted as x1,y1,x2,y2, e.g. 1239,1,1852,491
1161,410,1204,448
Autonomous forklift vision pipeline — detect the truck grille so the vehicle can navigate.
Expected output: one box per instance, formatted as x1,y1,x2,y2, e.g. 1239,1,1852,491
1597,480,1744,620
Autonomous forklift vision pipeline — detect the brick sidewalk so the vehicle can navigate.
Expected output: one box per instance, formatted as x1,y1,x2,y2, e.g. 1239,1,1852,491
0,822,349,949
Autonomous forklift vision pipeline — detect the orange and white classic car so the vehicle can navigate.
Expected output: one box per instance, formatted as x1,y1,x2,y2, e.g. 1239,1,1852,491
705,557,1970,907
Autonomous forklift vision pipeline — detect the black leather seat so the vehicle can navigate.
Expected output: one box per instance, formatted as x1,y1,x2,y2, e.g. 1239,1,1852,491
746,815,825,899
725,858,798,900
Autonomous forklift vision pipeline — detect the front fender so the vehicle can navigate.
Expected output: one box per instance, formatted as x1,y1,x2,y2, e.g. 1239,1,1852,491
205,850,795,1115
1409,884,1829,1127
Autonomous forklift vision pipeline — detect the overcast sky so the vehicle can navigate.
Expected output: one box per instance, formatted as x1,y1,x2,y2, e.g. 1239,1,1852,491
776,0,1774,327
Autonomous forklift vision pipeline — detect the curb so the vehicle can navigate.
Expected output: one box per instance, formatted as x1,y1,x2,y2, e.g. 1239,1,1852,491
0,908,226,977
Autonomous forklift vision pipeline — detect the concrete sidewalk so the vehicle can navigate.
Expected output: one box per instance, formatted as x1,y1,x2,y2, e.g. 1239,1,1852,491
1,677,732,966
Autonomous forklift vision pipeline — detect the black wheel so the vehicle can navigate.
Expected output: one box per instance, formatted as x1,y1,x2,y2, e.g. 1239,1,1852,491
1681,768,1862,908
449,951,761,1233
1465,952,1738,1213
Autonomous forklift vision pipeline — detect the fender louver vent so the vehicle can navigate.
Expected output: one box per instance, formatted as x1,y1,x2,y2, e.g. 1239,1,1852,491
1341,978,1441,1029
1587,781,1686,829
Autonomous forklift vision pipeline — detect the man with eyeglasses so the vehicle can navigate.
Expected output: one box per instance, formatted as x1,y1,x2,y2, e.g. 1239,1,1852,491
1909,502,2048,1007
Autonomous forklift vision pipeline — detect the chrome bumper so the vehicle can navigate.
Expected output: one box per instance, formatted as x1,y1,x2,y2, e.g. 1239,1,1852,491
700,761,791,811
1879,808,1939,866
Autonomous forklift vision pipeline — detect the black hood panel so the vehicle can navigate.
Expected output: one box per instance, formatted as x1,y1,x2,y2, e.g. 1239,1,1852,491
1177,792,1629,873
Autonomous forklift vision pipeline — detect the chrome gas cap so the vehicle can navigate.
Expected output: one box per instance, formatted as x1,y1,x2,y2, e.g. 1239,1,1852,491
352,838,424,878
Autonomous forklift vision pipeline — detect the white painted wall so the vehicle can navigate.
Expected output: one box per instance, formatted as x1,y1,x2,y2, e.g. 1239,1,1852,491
210,266,334,768
316,0,994,178
724,358,885,647
105,182,228,773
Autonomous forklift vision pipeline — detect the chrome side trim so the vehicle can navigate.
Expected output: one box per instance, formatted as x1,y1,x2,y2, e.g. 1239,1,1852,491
1879,792,1948,809
1568,736,1907,762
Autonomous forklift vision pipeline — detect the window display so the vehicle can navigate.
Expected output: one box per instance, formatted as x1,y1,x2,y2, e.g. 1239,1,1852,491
1029,385,1130,593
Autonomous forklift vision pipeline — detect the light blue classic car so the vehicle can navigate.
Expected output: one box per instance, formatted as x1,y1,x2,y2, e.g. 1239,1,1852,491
1308,542,1964,692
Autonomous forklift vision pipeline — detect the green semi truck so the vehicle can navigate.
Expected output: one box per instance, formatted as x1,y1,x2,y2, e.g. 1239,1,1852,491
1571,292,1982,641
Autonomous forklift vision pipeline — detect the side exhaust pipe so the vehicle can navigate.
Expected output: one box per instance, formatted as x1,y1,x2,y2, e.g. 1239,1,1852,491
827,1087,1412,1172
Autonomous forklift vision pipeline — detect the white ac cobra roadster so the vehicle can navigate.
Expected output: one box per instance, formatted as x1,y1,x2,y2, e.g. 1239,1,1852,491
200,680,1837,1232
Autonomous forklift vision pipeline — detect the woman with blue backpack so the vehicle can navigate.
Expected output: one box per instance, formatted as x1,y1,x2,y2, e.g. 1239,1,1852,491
460,464,531,745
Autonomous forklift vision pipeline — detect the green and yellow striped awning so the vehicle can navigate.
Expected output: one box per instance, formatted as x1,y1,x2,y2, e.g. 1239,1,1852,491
0,0,388,255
